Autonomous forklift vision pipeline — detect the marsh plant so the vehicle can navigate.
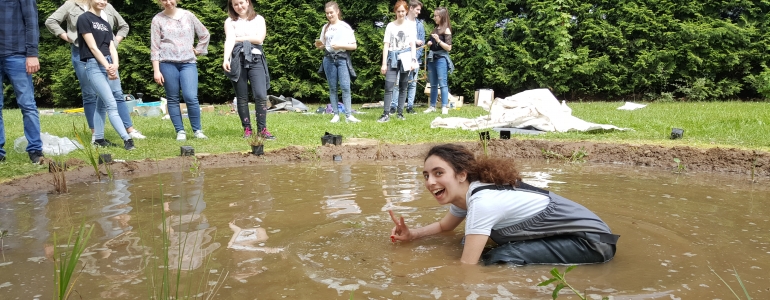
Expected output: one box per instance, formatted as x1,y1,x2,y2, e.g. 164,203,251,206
53,221,94,300
72,123,101,181
708,265,752,300
673,158,686,173
49,158,68,193
569,147,588,163
538,266,609,300
0,227,8,261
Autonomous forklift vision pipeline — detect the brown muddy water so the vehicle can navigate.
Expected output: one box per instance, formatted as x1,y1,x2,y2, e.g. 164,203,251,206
0,161,768,299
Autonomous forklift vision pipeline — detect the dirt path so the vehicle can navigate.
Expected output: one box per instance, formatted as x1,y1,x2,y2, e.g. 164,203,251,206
1,140,768,199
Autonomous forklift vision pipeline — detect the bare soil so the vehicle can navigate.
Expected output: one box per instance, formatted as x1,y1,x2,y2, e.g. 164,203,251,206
1,140,768,200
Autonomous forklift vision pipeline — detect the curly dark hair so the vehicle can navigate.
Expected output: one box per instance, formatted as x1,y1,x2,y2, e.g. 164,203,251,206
425,144,521,185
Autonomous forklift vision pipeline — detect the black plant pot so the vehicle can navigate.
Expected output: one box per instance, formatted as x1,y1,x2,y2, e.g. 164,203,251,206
500,130,511,140
321,134,343,146
670,128,684,139
251,145,264,156
180,146,195,156
479,131,491,141
98,153,112,164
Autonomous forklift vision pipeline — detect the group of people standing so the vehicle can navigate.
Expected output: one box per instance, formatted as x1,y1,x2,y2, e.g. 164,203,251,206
317,0,455,124
1,0,452,163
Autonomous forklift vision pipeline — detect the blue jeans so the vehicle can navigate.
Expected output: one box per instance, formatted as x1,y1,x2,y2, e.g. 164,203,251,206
85,56,130,141
71,45,133,130
428,57,450,107
0,55,42,156
390,68,418,109
322,56,352,117
159,62,202,133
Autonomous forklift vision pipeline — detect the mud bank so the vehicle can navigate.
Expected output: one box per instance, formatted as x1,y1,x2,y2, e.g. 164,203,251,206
1,140,768,199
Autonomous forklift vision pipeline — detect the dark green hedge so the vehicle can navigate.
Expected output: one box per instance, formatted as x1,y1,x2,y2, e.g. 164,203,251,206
9,0,770,108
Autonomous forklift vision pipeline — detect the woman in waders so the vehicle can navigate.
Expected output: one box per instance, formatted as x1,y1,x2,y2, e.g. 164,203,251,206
389,144,618,265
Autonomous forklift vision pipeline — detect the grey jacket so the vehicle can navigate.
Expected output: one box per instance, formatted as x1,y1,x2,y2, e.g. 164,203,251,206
45,1,129,47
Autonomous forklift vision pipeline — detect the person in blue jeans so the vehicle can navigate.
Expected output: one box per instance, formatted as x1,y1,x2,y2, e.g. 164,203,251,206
77,0,135,150
315,1,360,123
151,0,210,141
389,0,425,115
0,0,44,164
44,0,145,140
425,7,455,115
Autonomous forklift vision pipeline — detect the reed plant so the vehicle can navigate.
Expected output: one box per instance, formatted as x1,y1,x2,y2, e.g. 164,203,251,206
2,101,769,181
538,266,609,300
52,220,94,300
708,265,753,300
71,123,101,181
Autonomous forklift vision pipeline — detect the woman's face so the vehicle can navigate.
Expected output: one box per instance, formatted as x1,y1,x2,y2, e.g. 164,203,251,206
395,6,407,21
158,0,175,10
423,155,467,205
432,13,442,25
325,7,339,22
231,0,251,17
91,0,108,10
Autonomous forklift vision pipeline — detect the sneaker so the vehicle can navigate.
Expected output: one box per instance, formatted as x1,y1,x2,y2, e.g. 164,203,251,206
442,107,449,115
124,139,136,150
377,114,390,123
330,114,340,123
93,139,117,147
260,128,276,140
346,115,361,123
406,107,415,114
243,127,253,139
193,130,208,139
176,130,187,141
396,113,405,120
28,150,44,164
128,130,146,139
424,106,436,113
390,106,396,114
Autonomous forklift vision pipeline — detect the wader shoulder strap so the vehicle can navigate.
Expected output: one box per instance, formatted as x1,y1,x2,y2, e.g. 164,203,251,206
470,181,549,197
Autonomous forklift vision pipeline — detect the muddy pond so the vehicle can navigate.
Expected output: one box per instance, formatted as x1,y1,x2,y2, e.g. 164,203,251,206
0,160,768,299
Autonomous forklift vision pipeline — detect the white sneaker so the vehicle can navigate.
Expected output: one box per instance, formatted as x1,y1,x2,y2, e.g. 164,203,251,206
129,130,146,139
176,130,187,141
346,115,361,123
193,130,208,139
442,107,449,115
423,106,436,113
330,114,340,123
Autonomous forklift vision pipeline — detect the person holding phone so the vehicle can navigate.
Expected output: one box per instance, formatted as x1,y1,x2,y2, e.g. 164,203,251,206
315,1,360,123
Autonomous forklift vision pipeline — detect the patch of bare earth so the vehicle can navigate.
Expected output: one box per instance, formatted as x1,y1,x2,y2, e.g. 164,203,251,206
1,140,768,200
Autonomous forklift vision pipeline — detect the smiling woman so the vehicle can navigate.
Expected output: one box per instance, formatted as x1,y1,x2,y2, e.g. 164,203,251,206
389,143,619,265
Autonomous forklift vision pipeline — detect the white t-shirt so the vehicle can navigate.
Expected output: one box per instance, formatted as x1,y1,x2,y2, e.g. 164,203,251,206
450,181,550,236
225,15,265,54
383,20,416,51
318,21,355,53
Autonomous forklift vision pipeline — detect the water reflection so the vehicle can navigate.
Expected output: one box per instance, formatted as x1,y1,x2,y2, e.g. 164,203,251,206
322,164,361,217
380,164,422,212
162,174,220,271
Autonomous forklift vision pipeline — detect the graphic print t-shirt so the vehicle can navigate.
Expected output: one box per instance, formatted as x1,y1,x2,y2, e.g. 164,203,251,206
77,12,114,61
319,21,355,54
383,20,416,51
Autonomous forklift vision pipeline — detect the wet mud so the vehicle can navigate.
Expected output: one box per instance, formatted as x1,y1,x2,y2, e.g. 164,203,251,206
2,139,769,199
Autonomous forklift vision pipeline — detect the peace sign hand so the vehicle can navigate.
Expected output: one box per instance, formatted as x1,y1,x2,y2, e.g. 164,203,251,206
388,210,412,242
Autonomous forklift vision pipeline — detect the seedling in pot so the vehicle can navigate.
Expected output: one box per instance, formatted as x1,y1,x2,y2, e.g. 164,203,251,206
249,133,265,156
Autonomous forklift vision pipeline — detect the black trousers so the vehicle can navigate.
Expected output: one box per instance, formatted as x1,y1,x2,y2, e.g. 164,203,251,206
482,235,616,265
233,56,268,131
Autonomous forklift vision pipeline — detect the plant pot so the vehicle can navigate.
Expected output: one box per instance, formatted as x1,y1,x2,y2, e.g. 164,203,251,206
180,146,195,156
98,153,112,164
500,130,511,140
321,134,343,146
670,128,684,139
333,154,342,161
479,131,490,141
251,145,264,156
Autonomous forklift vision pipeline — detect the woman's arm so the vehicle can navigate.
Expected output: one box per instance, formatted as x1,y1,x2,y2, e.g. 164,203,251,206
109,5,129,44
45,2,74,43
390,210,464,241
438,28,452,52
234,15,266,44
460,234,488,264
222,20,235,72
191,14,210,55
81,33,111,69
107,41,119,80
380,42,389,75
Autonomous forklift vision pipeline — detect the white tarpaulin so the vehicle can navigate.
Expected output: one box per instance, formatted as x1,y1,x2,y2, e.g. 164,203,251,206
430,88,628,132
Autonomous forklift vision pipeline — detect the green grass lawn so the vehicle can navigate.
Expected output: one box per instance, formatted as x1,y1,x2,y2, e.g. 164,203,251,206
1,101,769,182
